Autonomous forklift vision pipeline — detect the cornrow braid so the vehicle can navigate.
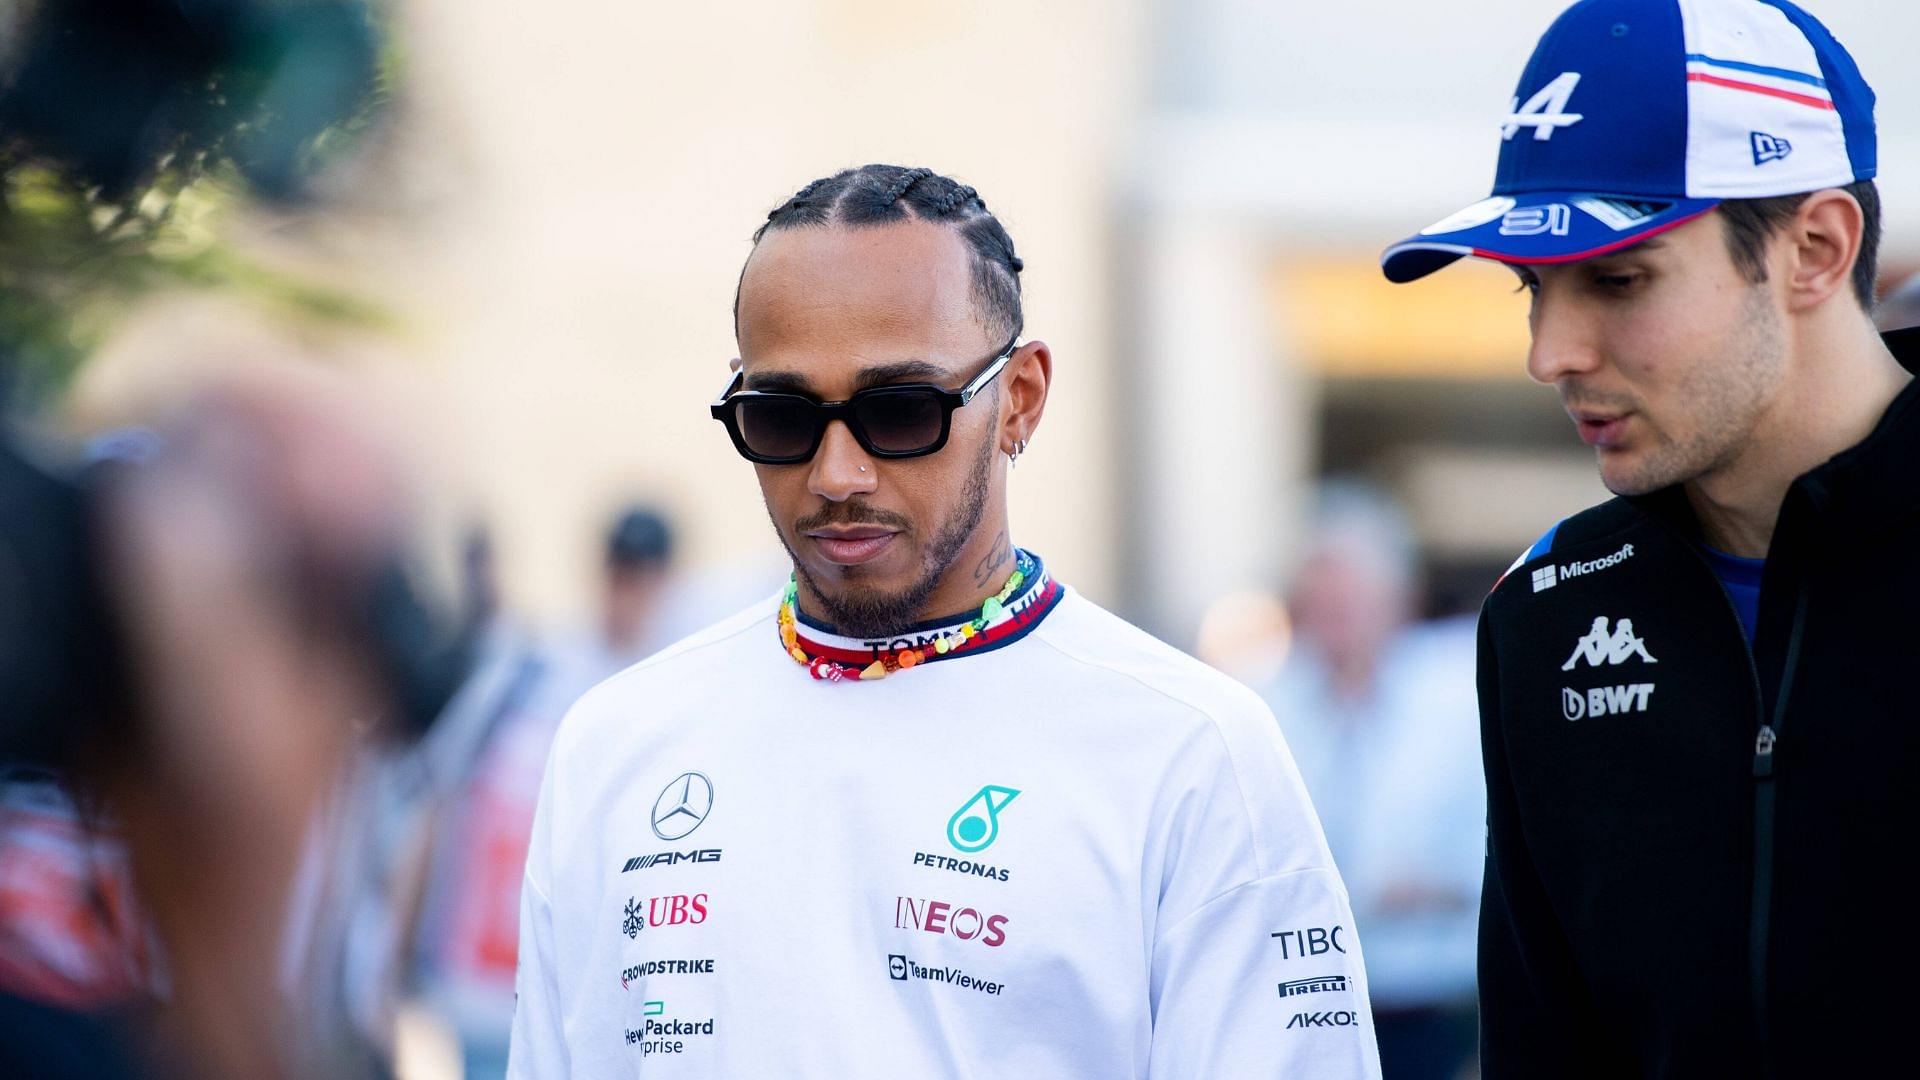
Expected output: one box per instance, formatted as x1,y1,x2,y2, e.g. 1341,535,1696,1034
762,176,838,230
742,163,1025,341
931,183,972,217
880,166,933,207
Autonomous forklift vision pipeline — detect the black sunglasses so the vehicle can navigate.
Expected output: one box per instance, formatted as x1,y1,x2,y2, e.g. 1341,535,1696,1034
710,334,1019,464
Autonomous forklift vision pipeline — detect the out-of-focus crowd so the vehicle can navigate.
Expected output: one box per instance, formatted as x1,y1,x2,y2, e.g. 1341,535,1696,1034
0,392,761,1078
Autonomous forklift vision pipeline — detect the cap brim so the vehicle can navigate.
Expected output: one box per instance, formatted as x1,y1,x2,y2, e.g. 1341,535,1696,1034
1381,193,1720,284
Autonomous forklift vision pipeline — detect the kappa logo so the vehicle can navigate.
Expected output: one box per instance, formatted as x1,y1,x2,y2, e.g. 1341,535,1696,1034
1752,131,1794,165
1502,72,1584,141
1561,617,1658,670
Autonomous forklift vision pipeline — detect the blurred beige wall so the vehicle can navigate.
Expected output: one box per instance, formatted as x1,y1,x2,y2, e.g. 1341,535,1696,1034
71,0,1920,642
384,0,1146,625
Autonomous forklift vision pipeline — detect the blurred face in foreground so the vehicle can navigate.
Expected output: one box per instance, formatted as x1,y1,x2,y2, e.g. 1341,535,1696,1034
734,219,1048,636
1517,211,1789,497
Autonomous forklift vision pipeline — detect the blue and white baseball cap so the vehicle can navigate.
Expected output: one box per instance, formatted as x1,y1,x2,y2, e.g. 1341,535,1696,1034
1381,0,1876,284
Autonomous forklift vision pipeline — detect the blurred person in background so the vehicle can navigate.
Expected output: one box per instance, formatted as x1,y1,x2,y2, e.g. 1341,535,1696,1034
3,370,441,1078
405,503,678,1076
1874,270,1920,331
1260,484,1482,1080
509,164,1380,1077
548,504,679,691
1384,0,1918,1074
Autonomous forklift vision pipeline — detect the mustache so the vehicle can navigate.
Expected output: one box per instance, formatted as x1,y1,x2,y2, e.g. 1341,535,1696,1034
795,501,913,534
1558,379,1639,415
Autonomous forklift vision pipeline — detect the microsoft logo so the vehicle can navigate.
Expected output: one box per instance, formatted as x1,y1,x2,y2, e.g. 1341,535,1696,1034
1531,565,1557,593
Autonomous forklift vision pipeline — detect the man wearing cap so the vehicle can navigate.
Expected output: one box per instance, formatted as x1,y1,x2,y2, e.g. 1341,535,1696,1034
509,164,1381,1077
1382,0,1917,1076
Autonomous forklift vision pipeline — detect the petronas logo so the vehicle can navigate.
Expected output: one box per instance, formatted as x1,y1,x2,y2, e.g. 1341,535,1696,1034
947,785,1020,854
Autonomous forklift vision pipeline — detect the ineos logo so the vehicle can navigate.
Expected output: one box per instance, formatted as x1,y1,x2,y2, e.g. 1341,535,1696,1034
894,896,1009,947
651,772,714,841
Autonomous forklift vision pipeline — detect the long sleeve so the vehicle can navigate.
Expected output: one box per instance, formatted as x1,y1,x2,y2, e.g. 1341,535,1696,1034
1148,866,1380,1077
1143,695,1382,1079
1476,607,1611,1077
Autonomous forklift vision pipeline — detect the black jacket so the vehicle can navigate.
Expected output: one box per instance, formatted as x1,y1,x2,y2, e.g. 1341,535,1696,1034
1477,328,1920,1078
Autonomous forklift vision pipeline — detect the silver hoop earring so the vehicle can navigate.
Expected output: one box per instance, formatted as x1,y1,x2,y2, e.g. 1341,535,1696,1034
1008,438,1028,469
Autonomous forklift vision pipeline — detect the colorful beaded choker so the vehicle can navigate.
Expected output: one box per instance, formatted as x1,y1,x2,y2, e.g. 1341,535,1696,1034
778,550,1056,682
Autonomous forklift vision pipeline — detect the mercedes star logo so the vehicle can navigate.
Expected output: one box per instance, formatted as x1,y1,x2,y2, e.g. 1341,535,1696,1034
650,771,714,841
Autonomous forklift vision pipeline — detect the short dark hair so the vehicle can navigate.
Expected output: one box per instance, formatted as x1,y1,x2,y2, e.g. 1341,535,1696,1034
738,164,1024,341
1717,179,1880,309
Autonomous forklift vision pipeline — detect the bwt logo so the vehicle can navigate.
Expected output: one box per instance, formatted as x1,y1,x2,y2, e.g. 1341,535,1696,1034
1562,684,1655,721
1270,926,1346,960
894,897,1008,947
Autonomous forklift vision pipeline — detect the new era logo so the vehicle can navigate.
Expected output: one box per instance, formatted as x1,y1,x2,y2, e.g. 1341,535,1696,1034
1751,131,1793,165
1531,566,1557,593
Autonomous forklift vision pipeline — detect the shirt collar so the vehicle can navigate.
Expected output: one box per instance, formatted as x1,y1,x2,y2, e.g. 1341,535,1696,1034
790,550,1063,667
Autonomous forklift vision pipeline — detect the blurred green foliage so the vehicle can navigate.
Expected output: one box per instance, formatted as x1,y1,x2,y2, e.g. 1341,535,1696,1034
0,0,396,407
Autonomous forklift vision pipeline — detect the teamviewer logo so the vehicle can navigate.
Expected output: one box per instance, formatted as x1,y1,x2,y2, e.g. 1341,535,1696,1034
888,955,909,980
1531,565,1557,593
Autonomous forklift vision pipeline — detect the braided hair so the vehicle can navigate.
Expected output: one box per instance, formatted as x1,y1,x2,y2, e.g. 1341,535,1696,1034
743,164,1024,341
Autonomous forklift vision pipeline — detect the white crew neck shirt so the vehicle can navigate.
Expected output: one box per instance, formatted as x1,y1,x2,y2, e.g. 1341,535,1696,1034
509,563,1380,1078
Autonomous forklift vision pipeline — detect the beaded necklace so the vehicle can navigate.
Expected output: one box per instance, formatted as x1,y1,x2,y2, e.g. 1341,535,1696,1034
778,555,1032,682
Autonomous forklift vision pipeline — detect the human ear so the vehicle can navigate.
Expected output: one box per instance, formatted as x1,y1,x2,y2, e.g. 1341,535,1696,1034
1785,189,1865,313
999,341,1052,455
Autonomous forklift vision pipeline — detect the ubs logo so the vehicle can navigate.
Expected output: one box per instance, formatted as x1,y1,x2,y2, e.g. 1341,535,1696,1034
620,893,710,938
651,772,714,841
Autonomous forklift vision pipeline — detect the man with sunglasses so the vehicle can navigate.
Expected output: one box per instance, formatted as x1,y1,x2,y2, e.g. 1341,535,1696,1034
508,164,1380,1077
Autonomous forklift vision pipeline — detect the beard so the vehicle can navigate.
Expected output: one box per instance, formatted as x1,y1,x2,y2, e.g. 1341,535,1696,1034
775,430,995,638
1580,283,1788,496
